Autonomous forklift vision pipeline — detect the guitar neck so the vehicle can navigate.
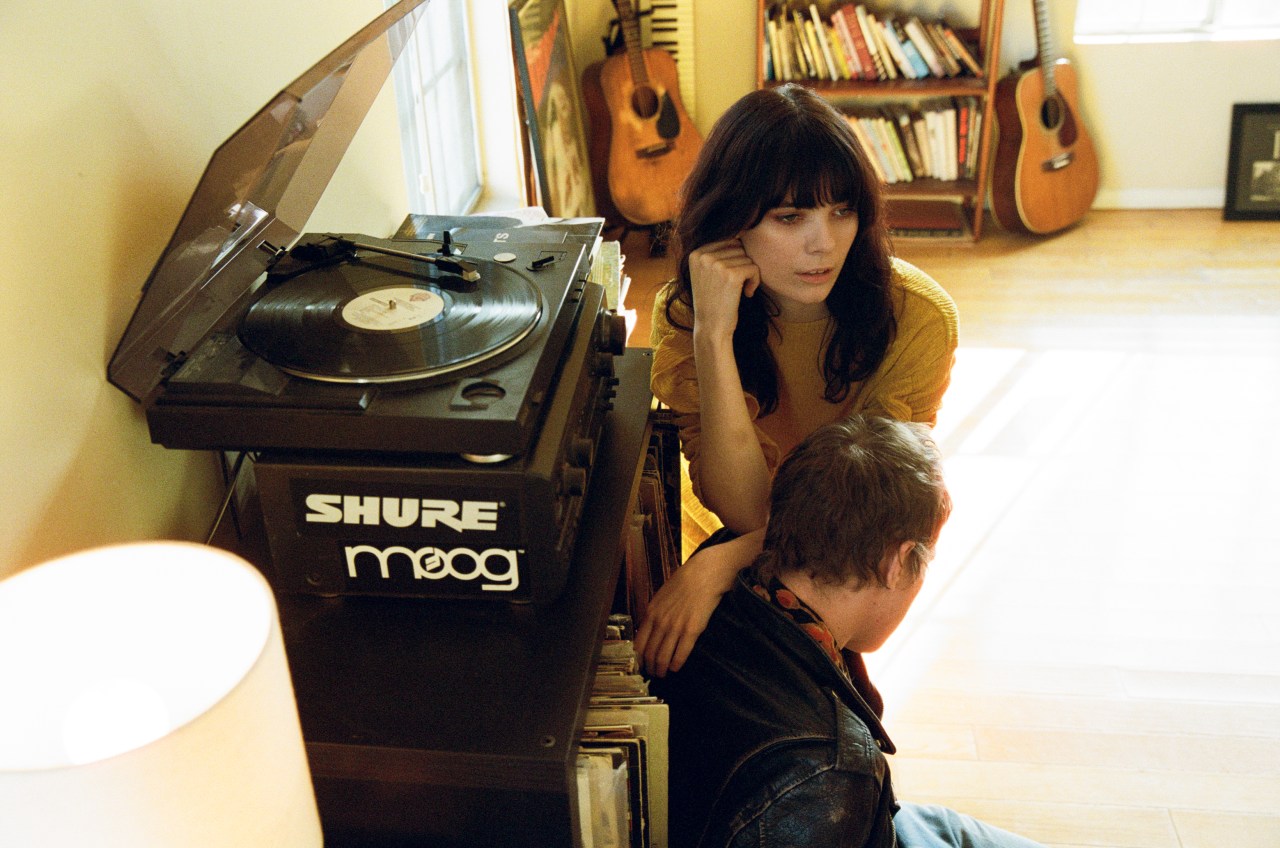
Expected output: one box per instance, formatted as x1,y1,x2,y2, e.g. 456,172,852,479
1032,0,1058,96
616,0,651,87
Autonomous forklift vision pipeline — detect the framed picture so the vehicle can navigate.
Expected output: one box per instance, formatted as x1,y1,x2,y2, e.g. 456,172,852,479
509,0,595,219
1224,103,1280,220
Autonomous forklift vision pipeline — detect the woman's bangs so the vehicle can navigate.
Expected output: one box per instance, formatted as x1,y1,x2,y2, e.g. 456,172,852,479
765,131,863,211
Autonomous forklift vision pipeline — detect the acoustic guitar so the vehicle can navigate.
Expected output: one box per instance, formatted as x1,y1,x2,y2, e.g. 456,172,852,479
596,0,702,227
990,0,1099,235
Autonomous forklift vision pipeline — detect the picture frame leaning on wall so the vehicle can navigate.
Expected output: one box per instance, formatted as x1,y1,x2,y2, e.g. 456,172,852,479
1224,102,1280,221
509,0,597,220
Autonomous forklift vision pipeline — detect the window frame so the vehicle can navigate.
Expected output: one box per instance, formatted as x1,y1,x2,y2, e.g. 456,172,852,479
1074,0,1280,44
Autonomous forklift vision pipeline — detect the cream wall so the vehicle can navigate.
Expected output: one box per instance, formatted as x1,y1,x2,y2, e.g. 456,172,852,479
565,0,1280,208
1,0,408,579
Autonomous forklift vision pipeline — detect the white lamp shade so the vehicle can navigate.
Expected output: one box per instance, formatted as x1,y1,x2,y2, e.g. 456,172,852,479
0,542,323,847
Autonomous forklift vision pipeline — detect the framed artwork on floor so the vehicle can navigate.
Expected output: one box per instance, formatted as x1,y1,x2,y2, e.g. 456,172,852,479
509,0,596,219
1224,102,1280,220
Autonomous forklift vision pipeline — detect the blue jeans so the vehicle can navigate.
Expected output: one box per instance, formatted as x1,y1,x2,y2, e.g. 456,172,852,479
894,803,1046,848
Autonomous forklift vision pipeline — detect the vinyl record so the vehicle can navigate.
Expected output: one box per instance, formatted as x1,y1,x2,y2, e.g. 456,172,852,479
239,255,542,383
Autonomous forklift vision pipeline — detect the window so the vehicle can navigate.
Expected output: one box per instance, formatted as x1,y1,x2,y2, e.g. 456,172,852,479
388,0,482,214
1075,0,1280,41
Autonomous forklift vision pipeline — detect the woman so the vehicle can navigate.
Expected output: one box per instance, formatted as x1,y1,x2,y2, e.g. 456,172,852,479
637,84,958,675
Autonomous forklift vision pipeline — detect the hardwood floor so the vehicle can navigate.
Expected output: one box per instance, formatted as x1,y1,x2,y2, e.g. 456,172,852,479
621,210,1280,848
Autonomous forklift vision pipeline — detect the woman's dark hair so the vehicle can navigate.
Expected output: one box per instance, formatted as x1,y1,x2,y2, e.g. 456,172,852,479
664,84,896,414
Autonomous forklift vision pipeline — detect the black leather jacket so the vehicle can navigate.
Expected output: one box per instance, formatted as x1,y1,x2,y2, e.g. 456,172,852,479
652,574,899,848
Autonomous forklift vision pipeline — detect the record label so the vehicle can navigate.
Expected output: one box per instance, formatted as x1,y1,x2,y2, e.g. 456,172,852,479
341,286,445,332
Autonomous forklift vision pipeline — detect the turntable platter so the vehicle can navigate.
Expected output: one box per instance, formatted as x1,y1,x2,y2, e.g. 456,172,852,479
239,255,543,384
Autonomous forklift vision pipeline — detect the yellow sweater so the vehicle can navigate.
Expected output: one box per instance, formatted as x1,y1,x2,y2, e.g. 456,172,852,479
649,257,959,553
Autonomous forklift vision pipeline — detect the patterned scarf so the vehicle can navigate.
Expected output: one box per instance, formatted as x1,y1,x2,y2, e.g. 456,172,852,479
746,568,852,684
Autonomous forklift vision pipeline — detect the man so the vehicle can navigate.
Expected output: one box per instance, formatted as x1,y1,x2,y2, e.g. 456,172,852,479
652,416,1044,848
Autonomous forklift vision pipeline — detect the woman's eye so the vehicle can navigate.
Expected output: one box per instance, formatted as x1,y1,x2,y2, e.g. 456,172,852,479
834,206,856,218
775,213,801,224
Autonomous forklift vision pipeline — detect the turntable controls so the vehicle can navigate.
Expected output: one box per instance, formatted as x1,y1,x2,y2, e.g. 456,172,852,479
587,351,613,379
561,466,589,497
596,311,629,356
568,436,594,466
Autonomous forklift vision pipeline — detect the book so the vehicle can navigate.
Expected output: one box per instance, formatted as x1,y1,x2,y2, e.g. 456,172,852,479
853,5,891,80
854,111,902,183
827,24,852,79
765,16,783,81
830,7,864,79
865,12,900,79
809,4,840,80
888,105,925,178
888,198,969,239
925,20,963,77
965,100,983,177
910,109,934,178
903,16,947,78
802,18,825,79
790,9,816,78
939,24,984,76
845,114,889,184
890,17,932,78
840,4,878,80
879,111,914,182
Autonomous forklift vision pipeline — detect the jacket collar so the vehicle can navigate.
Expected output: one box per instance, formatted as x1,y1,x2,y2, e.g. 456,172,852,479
732,573,896,754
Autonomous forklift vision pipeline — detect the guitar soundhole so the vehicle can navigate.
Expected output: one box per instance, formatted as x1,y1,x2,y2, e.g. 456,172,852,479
631,86,659,119
1040,96,1063,132
1041,94,1080,147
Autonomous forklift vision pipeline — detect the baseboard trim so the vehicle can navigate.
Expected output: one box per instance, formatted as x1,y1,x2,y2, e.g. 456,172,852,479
1093,188,1225,210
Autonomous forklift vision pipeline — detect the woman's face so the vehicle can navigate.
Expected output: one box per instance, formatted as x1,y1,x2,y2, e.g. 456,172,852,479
738,202,859,322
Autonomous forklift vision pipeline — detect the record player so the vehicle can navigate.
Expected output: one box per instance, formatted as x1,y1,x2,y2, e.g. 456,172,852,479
107,0,628,603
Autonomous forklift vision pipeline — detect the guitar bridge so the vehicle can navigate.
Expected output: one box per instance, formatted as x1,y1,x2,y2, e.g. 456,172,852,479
637,142,673,159
1043,152,1075,172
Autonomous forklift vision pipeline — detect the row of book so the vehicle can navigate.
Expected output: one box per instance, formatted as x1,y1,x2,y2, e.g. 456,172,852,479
577,615,669,848
763,3,984,84
845,96,983,185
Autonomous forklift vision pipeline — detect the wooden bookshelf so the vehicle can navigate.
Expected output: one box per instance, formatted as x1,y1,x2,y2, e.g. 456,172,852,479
756,0,1005,239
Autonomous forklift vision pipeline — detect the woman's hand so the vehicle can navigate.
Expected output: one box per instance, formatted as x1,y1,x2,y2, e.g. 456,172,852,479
688,238,761,339
635,530,765,677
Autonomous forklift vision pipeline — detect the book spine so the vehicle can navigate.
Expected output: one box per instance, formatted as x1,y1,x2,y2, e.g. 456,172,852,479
827,24,852,80
911,109,933,178
943,99,958,181
876,16,918,79
765,16,783,81
830,9,863,79
853,5,890,80
844,113,889,183
940,25,984,76
890,106,925,178
809,4,840,80
925,21,963,76
904,16,946,78
890,18,932,78
865,12,900,80
791,9,816,78
877,111,914,183
965,98,983,177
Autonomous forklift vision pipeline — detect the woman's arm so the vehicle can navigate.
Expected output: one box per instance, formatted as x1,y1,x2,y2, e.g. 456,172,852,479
686,239,773,532
635,529,765,677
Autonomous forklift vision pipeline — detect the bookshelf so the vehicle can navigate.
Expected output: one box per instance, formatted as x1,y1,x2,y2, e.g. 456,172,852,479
756,0,1006,239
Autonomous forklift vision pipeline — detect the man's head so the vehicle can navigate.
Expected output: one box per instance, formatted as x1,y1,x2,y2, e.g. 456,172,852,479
756,416,950,591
